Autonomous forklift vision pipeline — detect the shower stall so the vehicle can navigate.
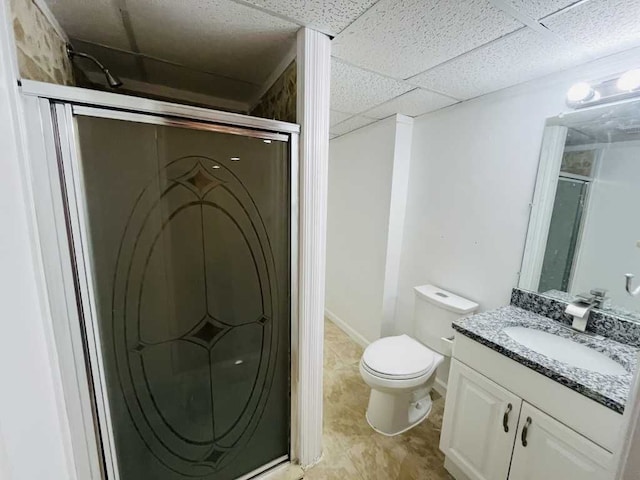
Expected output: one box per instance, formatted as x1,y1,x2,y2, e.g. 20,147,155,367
21,83,299,480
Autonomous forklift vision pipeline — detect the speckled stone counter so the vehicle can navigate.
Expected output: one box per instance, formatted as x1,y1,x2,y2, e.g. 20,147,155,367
452,306,638,414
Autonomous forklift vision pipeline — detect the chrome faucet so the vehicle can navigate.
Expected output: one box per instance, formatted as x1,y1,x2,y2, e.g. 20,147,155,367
565,289,607,332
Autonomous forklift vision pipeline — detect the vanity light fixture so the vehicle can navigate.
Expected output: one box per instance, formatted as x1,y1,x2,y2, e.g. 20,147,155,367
566,67,640,108
566,82,596,104
617,69,640,92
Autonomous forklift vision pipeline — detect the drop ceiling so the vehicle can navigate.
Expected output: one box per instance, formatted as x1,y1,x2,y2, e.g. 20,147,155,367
44,0,640,135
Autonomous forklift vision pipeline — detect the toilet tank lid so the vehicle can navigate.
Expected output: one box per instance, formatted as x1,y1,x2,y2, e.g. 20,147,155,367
414,285,479,314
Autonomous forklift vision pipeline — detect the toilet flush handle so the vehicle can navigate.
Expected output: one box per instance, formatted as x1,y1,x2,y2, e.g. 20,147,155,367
440,336,454,356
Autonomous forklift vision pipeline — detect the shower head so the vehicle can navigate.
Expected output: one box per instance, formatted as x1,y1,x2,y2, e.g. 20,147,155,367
103,69,123,89
66,44,123,88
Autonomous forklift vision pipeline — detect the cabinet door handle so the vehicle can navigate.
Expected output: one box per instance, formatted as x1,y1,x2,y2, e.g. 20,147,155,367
521,417,532,447
502,403,512,432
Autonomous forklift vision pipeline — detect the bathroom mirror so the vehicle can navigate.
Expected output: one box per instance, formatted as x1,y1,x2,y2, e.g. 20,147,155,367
520,98,640,322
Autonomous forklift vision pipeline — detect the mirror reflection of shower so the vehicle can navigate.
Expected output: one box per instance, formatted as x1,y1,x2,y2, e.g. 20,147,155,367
525,99,640,322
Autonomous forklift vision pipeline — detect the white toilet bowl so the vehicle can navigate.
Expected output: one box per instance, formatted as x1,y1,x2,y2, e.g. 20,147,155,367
358,285,478,436
359,334,443,436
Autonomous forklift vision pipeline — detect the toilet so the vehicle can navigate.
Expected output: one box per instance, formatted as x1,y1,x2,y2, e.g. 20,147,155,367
360,285,478,436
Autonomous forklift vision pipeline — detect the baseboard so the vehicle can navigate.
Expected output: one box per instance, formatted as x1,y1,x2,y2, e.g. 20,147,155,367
324,309,370,348
444,457,471,480
433,377,448,397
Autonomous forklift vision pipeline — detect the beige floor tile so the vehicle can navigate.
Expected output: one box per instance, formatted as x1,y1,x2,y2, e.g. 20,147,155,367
324,363,370,414
303,452,363,480
270,463,304,480
323,342,345,371
327,337,363,367
324,318,343,337
345,434,407,480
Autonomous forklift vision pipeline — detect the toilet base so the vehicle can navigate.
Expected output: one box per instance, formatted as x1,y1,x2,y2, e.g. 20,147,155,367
365,388,434,436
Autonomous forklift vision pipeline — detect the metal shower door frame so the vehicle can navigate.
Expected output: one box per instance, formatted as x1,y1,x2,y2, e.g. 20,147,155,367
21,82,300,480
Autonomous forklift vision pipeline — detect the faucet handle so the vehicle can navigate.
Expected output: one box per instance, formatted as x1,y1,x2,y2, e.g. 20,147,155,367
590,288,607,299
574,292,595,303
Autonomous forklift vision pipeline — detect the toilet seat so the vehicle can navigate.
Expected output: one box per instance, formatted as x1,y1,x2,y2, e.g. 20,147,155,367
362,334,441,380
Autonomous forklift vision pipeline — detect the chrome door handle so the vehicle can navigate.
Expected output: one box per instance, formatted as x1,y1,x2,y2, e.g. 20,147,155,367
521,416,532,447
503,403,512,433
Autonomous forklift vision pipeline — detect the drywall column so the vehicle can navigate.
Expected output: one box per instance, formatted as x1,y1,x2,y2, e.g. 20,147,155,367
381,115,413,337
296,27,330,468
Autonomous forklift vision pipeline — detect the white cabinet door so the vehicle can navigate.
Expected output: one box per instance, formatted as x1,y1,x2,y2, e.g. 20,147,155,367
509,402,612,480
441,360,522,480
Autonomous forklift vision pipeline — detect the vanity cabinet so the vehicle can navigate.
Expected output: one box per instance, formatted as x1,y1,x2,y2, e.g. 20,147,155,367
509,403,610,480
441,360,612,480
440,360,521,480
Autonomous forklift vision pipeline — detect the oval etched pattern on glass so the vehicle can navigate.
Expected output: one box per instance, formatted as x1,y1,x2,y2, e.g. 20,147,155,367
110,155,279,477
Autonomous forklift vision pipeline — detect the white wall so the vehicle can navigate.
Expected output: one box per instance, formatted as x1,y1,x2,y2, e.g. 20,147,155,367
326,115,412,344
393,47,640,336
0,1,74,478
571,141,640,311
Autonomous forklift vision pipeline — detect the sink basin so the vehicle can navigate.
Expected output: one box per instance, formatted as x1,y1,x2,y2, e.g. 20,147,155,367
503,326,626,376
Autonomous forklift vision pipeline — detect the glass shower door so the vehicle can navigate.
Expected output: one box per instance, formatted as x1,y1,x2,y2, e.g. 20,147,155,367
539,177,588,292
62,107,291,480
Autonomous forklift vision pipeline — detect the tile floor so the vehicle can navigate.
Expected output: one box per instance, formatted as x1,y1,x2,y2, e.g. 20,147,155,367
304,319,453,479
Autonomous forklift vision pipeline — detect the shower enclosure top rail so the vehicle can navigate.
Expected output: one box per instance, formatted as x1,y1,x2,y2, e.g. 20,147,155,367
20,79,301,135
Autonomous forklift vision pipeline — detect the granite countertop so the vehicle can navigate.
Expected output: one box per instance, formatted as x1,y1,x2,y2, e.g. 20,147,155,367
453,305,638,414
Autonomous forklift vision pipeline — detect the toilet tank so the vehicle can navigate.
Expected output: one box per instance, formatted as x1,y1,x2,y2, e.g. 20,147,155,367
413,285,479,355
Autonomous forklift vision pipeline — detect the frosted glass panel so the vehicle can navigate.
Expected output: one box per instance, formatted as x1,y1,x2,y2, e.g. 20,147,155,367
74,115,290,479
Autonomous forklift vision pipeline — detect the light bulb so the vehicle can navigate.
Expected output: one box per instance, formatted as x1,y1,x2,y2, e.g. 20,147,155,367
230,157,240,161
567,82,595,103
617,69,640,91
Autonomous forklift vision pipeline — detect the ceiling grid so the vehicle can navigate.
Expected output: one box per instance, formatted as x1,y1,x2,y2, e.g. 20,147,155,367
43,0,640,136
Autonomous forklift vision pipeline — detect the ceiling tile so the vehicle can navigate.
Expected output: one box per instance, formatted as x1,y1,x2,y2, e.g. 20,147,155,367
410,28,591,100
125,0,298,85
330,110,352,126
330,115,378,137
505,0,581,20
543,0,640,58
331,60,413,114
332,0,522,79
44,0,130,49
240,0,378,36
364,88,459,119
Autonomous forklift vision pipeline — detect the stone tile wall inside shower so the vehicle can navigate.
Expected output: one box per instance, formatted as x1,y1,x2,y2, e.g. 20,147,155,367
250,61,296,123
10,0,73,85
